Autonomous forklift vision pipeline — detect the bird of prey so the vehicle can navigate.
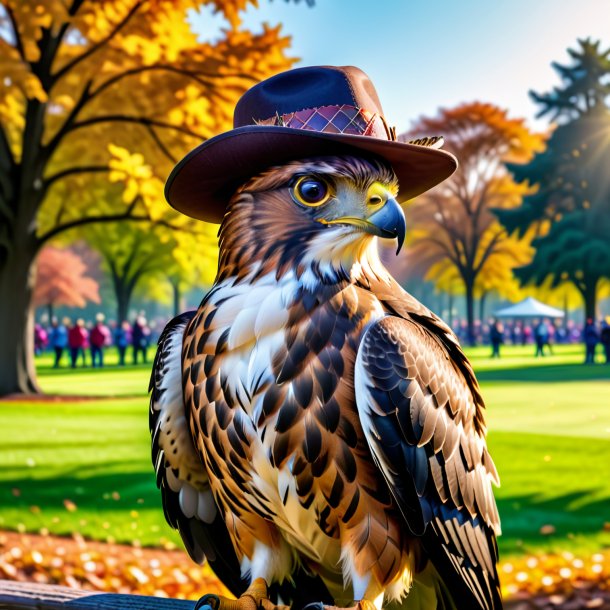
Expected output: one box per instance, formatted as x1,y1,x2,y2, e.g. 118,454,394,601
150,153,502,610
150,65,502,610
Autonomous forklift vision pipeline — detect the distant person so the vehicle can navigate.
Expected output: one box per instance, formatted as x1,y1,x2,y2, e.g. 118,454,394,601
34,323,48,356
534,319,549,357
490,319,504,358
511,321,522,346
555,324,568,344
90,313,111,367
522,324,532,345
68,319,88,368
114,320,131,366
599,318,610,364
583,318,599,364
132,315,150,364
49,317,69,368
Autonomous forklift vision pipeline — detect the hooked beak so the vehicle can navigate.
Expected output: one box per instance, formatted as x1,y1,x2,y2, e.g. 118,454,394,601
367,198,407,254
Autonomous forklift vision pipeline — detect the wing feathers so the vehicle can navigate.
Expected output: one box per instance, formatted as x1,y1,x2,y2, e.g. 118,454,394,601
150,313,248,597
355,315,502,610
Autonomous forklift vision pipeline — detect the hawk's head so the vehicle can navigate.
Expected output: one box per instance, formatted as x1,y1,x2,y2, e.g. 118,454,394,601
217,156,405,284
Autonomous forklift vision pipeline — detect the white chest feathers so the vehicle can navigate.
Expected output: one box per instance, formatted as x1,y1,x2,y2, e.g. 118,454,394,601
204,272,299,416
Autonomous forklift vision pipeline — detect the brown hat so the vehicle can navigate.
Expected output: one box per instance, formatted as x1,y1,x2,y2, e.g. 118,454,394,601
165,65,457,223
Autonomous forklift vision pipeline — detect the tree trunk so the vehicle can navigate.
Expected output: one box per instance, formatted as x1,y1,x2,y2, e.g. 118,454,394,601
171,281,181,317
448,290,454,328
0,245,41,396
465,279,476,346
116,286,131,324
479,291,488,323
47,303,54,322
582,281,598,320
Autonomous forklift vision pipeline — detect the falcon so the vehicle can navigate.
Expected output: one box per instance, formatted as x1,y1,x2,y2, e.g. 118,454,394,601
150,66,502,610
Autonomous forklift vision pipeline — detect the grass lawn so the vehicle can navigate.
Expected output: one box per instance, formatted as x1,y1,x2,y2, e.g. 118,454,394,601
36,349,151,397
0,343,609,560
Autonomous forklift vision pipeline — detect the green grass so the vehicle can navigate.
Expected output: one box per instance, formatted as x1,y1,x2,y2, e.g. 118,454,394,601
0,397,180,547
0,344,609,559
36,349,152,397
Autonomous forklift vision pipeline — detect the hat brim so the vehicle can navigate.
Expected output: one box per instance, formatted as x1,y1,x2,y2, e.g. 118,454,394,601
165,125,457,223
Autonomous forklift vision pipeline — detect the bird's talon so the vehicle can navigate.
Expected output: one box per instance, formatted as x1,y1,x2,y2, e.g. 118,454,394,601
195,594,221,610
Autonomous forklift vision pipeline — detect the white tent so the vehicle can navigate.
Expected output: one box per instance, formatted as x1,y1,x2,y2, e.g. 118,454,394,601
494,296,564,318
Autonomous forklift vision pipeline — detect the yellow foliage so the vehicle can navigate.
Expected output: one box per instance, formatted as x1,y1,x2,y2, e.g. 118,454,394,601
0,0,295,261
402,102,546,307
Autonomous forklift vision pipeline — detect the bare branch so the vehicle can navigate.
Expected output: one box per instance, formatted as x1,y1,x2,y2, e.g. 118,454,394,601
42,79,94,160
4,4,25,60
88,64,252,100
67,0,87,16
474,230,506,275
67,115,206,139
145,124,177,164
426,236,462,270
37,206,194,246
52,0,143,83
0,192,14,221
44,164,109,188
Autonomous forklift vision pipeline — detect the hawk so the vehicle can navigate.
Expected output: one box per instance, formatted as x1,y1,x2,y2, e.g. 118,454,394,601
150,66,502,610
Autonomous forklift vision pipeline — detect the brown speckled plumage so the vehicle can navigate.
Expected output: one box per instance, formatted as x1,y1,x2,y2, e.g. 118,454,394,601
151,156,502,610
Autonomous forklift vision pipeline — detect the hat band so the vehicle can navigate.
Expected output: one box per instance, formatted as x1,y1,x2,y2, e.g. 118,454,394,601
256,104,397,141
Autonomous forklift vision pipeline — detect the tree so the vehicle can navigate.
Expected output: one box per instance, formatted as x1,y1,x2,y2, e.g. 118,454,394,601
497,38,610,320
164,228,218,316
404,102,544,344
0,0,295,394
33,245,100,319
82,218,217,323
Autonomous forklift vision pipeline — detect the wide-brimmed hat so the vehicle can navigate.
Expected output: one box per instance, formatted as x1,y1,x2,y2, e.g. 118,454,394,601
165,65,457,223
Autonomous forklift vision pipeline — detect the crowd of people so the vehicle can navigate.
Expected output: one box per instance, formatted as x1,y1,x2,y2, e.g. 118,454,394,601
34,312,610,368
482,317,610,363
34,314,155,368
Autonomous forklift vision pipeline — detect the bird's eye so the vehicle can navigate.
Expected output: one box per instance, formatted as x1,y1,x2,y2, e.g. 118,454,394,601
291,176,331,207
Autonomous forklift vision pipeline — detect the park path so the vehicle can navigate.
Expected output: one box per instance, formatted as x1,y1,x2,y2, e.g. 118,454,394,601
0,530,609,608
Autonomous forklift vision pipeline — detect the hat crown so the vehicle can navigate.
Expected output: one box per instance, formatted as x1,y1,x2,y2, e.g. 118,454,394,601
233,66,385,128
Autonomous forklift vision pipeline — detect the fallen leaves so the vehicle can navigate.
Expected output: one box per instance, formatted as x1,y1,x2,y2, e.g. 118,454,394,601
1,529,610,609
502,551,610,609
0,530,229,600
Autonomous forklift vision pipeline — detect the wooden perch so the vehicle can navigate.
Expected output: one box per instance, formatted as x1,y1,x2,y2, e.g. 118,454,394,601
0,579,196,609
0,580,531,609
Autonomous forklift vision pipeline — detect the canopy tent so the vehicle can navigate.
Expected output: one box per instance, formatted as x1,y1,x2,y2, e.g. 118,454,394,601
494,296,564,318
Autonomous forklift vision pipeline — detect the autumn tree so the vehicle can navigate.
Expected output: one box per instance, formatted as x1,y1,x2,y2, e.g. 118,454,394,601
82,217,217,322
165,228,217,316
33,245,100,319
0,0,295,395
404,102,544,344
497,39,610,319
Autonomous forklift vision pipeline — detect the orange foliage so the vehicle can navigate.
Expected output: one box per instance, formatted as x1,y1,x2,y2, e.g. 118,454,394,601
33,246,100,309
2,530,610,608
0,0,295,240
401,103,545,335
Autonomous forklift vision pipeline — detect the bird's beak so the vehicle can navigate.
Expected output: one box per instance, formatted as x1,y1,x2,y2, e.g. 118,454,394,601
367,198,406,254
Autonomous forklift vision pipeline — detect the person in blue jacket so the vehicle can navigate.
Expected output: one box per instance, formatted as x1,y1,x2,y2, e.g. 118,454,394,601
49,317,69,368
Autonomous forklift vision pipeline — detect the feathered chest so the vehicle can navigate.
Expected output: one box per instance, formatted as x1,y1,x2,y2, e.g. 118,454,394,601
181,273,402,575
184,273,384,431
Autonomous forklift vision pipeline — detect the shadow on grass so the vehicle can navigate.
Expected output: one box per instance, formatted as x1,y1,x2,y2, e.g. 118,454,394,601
476,362,610,383
0,469,158,511
497,490,610,552
4,470,610,549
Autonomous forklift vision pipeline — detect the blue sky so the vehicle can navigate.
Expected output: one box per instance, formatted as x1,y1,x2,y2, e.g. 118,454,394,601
191,0,610,133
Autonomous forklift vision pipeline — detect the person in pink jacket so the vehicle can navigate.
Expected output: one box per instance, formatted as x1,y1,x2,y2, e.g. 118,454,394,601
90,313,111,367
68,318,88,368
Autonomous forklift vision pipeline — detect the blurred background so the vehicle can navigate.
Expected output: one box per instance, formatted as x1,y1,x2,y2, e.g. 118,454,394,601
0,1,609,608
